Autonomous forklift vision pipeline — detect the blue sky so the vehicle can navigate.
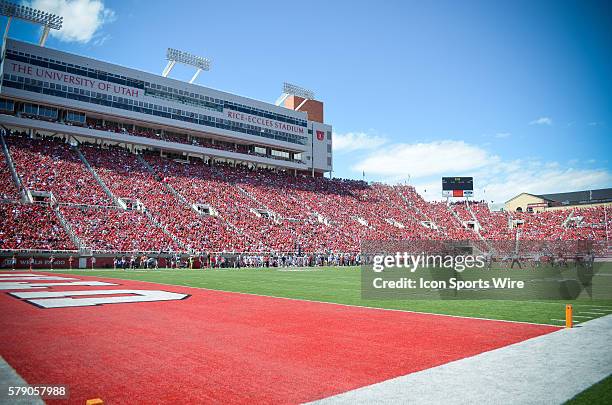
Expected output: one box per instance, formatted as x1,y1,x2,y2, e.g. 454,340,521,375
3,0,611,204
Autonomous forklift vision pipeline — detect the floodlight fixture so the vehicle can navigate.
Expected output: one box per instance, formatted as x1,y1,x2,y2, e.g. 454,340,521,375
0,0,63,47
275,82,315,106
283,82,314,100
162,47,211,83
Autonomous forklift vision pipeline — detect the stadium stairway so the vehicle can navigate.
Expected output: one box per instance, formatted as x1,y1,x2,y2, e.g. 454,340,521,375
562,209,575,228
395,187,437,228
381,187,433,231
73,149,189,252
465,200,481,229
560,209,575,239
465,201,487,242
136,155,190,206
74,145,123,208
234,184,270,211
216,211,246,237
135,154,198,250
136,154,244,250
233,184,284,224
141,155,254,244
142,207,190,252
135,154,156,175
51,203,84,251
0,129,26,202
447,203,479,238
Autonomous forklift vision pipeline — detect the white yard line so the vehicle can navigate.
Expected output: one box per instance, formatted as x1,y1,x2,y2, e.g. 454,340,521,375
550,319,580,323
574,305,612,309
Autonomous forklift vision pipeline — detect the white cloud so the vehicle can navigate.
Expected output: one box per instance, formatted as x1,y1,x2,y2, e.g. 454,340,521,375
412,164,612,204
529,117,553,126
353,140,495,178
332,132,387,153
494,132,511,138
478,166,612,203
587,121,604,127
28,0,115,44
346,138,612,204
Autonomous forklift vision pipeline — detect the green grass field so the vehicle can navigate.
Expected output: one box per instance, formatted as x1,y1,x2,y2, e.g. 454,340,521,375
566,375,612,404
55,266,612,325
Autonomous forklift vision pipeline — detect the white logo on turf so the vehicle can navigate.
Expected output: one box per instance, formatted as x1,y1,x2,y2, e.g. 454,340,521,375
0,281,117,290
10,289,189,308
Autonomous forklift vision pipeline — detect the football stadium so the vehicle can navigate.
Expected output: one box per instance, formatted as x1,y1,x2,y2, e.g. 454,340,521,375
0,1,611,404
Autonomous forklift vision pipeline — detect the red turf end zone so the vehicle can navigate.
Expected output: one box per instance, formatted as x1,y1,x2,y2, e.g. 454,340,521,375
0,272,559,404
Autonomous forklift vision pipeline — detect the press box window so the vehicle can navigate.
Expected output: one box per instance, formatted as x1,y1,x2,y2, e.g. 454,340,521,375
66,111,86,124
22,103,38,115
271,150,290,159
0,99,14,112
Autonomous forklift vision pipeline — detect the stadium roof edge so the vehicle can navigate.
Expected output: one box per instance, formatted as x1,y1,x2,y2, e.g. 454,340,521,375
504,192,541,204
505,188,612,205
536,188,612,204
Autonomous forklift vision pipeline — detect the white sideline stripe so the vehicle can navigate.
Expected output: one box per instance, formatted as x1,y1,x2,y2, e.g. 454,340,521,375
579,311,607,315
550,318,580,323
576,305,612,309
44,271,562,327
307,315,612,405
522,301,612,310
0,356,44,405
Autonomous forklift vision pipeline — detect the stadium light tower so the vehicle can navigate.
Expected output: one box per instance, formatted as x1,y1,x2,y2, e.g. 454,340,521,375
275,82,315,107
162,48,211,84
0,1,62,47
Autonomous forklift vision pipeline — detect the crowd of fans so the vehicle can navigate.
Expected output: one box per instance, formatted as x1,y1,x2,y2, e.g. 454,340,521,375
79,146,247,253
449,201,475,222
0,132,610,255
6,133,110,205
513,210,572,240
60,206,179,252
396,186,475,239
0,203,74,250
470,201,516,240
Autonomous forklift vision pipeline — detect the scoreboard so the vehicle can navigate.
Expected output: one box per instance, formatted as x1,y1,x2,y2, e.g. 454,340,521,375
442,177,473,197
